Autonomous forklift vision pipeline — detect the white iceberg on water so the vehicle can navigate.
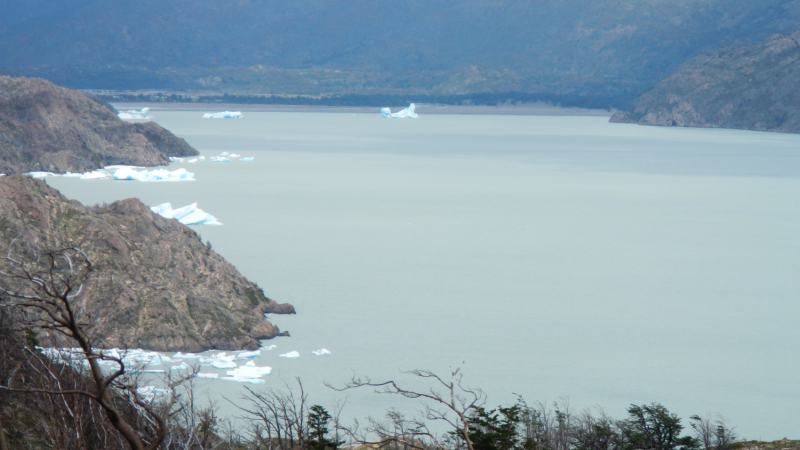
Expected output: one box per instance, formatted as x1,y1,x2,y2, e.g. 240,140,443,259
221,361,272,384
312,348,331,356
150,202,222,226
381,103,418,119
195,373,219,379
203,111,242,119
113,167,194,182
118,108,153,120
279,351,300,358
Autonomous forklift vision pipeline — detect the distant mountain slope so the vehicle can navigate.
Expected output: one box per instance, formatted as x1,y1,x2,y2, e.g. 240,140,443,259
0,76,197,174
2,0,800,106
0,175,294,352
610,31,800,133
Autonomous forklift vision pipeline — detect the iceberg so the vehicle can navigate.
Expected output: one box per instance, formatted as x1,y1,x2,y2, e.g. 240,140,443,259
137,385,169,401
118,108,153,120
113,167,194,182
221,361,272,384
203,111,242,119
210,156,230,162
173,352,201,359
240,157,254,161
27,171,56,179
381,103,418,119
188,158,198,163
279,351,300,358
235,350,261,360
195,373,219,379
212,360,237,369
80,170,109,180
312,348,331,356
150,202,222,226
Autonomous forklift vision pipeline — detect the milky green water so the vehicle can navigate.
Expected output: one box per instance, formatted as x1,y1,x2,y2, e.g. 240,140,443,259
46,111,800,439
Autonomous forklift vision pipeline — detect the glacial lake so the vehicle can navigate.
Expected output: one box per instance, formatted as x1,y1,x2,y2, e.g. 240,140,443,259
46,109,800,440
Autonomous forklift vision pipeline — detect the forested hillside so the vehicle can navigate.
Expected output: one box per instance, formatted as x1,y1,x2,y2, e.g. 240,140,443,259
3,0,800,107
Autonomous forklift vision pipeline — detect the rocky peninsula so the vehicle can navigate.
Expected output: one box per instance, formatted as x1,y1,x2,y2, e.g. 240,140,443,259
611,31,800,133
0,76,197,175
0,175,294,352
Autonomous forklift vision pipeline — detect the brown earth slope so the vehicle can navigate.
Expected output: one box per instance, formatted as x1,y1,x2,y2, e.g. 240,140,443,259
0,175,294,352
611,31,800,133
0,76,198,175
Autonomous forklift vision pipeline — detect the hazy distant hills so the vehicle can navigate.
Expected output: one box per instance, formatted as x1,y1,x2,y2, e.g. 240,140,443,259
612,31,800,132
3,0,800,107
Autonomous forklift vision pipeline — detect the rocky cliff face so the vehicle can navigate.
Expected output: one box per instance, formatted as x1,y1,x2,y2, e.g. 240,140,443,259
611,31,800,133
0,175,294,352
0,76,198,175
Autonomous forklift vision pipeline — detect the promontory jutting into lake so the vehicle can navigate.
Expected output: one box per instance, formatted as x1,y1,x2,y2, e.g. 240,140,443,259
45,108,800,439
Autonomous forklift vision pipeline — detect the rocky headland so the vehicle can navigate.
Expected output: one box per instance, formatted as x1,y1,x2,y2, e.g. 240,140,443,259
611,31,800,133
0,175,294,352
0,76,197,175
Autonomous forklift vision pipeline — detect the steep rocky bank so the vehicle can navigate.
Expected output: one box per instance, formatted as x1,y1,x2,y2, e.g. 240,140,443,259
611,31,800,133
0,175,294,352
0,76,197,175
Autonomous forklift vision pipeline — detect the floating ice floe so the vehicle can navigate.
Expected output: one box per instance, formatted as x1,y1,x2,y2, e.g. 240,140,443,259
199,156,206,161
118,108,153,120
137,385,169,401
279,351,300,358
235,350,261,360
170,362,190,371
221,361,272,384
188,158,198,163
113,167,194,182
80,170,109,180
210,157,230,162
203,111,242,119
27,171,56,179
381,103,418,119
173,352,201,359
240,157,254,161
212,360,237,369
169,157,185,163
312,348,331,356
195,373,219,379
150,202,222,226
263,345,277,351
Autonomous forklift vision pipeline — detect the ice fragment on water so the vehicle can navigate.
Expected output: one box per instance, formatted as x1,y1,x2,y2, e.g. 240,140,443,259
113,167,194,182
312,348,331,356
279,351,300,358
150,202,222,225
203,111,242,119
381,103,418,119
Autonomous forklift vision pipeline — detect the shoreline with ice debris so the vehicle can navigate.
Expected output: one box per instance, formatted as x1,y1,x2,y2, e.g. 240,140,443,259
111,102,612,117
39,345,329,385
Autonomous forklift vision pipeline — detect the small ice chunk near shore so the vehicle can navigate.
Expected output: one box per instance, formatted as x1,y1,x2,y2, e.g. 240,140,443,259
113,167,194,182
312,348,331,356
196,373,219,379
212,360,237,369
203,111,242,119
236,350,261,360
150,202,222,225
279,351,300,358
221,361,271,384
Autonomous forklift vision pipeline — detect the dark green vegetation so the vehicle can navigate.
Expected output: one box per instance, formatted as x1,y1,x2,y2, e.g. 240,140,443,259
611,31,800,132
3,1,800,108
0,175,294,352
0,76,197,175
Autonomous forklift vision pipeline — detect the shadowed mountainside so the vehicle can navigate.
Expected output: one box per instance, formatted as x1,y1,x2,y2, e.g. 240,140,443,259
0,76,197,175
3,1,800,107
0,175,294,352
611,31,800,132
